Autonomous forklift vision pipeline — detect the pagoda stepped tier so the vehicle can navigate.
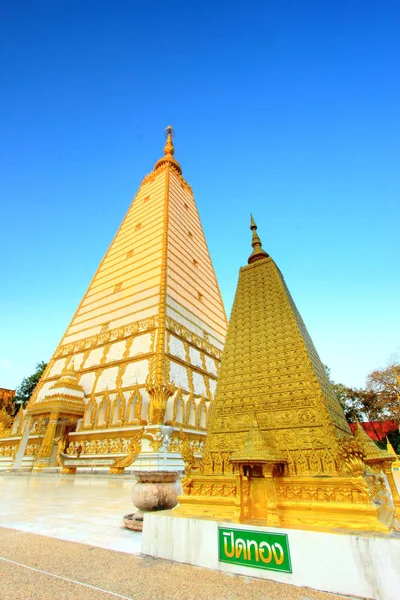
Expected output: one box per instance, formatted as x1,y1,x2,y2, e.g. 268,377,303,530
5,127,227,473
175,218,400,533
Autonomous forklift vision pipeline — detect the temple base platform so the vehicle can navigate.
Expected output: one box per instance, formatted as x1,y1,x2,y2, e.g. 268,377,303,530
142,511,400,600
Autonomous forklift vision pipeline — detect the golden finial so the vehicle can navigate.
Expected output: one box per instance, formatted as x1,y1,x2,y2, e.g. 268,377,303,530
248,214,269,264
164,125,175,156
154,125,182,174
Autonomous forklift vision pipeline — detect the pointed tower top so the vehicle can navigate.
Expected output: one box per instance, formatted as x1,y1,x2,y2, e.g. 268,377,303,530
248,214,269,264
353,419,393,463
386,437,397,457
164,125,175,155
50,362,83,392
386,436,400,468
154,125,182,175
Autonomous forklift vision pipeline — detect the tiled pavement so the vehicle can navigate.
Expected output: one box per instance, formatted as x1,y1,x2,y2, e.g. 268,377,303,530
0,473,141,554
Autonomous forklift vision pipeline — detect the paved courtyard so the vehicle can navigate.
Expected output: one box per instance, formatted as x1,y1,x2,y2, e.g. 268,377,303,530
0,473,363,600
0,473,141,554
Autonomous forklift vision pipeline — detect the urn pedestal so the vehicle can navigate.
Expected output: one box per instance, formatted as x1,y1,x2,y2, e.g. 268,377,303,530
124,470,182,531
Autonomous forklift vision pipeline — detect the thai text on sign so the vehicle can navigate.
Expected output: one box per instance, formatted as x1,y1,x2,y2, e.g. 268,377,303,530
218,527,292,573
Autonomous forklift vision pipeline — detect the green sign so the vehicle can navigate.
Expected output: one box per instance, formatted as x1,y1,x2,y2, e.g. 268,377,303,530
218,527,292,573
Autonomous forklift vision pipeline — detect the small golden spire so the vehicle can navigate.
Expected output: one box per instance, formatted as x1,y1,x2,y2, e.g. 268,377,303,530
154,125,182,175
164,125,174,156
386,436,398,457
248,214,269,264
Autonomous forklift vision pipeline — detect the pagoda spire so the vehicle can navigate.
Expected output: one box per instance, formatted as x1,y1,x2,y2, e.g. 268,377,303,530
164,125,175,157
154,125,182,175
248,214,269,264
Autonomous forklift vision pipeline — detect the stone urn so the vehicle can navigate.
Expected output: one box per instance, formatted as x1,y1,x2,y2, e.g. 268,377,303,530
124,470,182,531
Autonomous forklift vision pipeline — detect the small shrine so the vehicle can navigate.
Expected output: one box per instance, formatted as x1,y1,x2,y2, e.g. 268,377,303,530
27,364,85,471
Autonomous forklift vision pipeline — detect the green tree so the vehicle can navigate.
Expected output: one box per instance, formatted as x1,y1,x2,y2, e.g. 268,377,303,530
326,362,400,424
333,384,384,423
326,362,400,454
13,361,47,411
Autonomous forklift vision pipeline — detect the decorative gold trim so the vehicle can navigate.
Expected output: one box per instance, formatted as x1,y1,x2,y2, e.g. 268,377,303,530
155,168,169,387
65,295,161,332
166,316,222,360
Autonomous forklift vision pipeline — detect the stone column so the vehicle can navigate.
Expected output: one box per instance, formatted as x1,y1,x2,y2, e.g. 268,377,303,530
34,411,59,471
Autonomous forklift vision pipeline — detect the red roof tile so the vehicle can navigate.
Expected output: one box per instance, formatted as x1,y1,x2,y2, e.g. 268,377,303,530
349,420,398,441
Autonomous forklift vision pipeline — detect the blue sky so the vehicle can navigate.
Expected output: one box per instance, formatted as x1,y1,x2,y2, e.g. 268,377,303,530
1,1,399,390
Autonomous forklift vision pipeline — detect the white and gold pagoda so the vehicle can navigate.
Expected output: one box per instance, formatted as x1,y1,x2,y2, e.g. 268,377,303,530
7,127,227,473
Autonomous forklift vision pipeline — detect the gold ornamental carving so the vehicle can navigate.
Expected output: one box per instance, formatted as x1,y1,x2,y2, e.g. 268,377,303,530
0,440,19,457
65,434,142,456
36,411,59,460
109,430,144,474
144,429,164,452
147,382,176,425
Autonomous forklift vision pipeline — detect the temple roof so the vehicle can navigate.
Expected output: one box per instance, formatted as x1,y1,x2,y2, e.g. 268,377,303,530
386,437,400,468
48,364,85,395
28,363,85,416
230,417,287,464
353,419,394,464
348,420,398,441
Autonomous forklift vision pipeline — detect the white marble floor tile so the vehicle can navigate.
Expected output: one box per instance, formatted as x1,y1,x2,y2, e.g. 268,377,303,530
0,474,142,554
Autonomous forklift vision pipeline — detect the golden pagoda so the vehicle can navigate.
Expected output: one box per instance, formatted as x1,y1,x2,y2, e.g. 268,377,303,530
5,127,227,473
176,218,400,533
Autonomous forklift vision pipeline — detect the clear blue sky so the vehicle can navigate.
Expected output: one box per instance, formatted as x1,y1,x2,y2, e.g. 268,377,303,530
1,1,399,391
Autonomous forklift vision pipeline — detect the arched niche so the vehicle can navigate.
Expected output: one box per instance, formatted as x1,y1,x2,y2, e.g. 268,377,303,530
197,399,207,429
127,388,142,424
97,393,110,427
84,398,96,428
186,395,196,427
112,395,124,425
173,391,184,425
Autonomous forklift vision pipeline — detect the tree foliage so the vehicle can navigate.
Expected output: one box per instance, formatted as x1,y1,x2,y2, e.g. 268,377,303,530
327,360,400,453
333,384,385,423
328,362,400,424
14,361,47,410
366,362,400,422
